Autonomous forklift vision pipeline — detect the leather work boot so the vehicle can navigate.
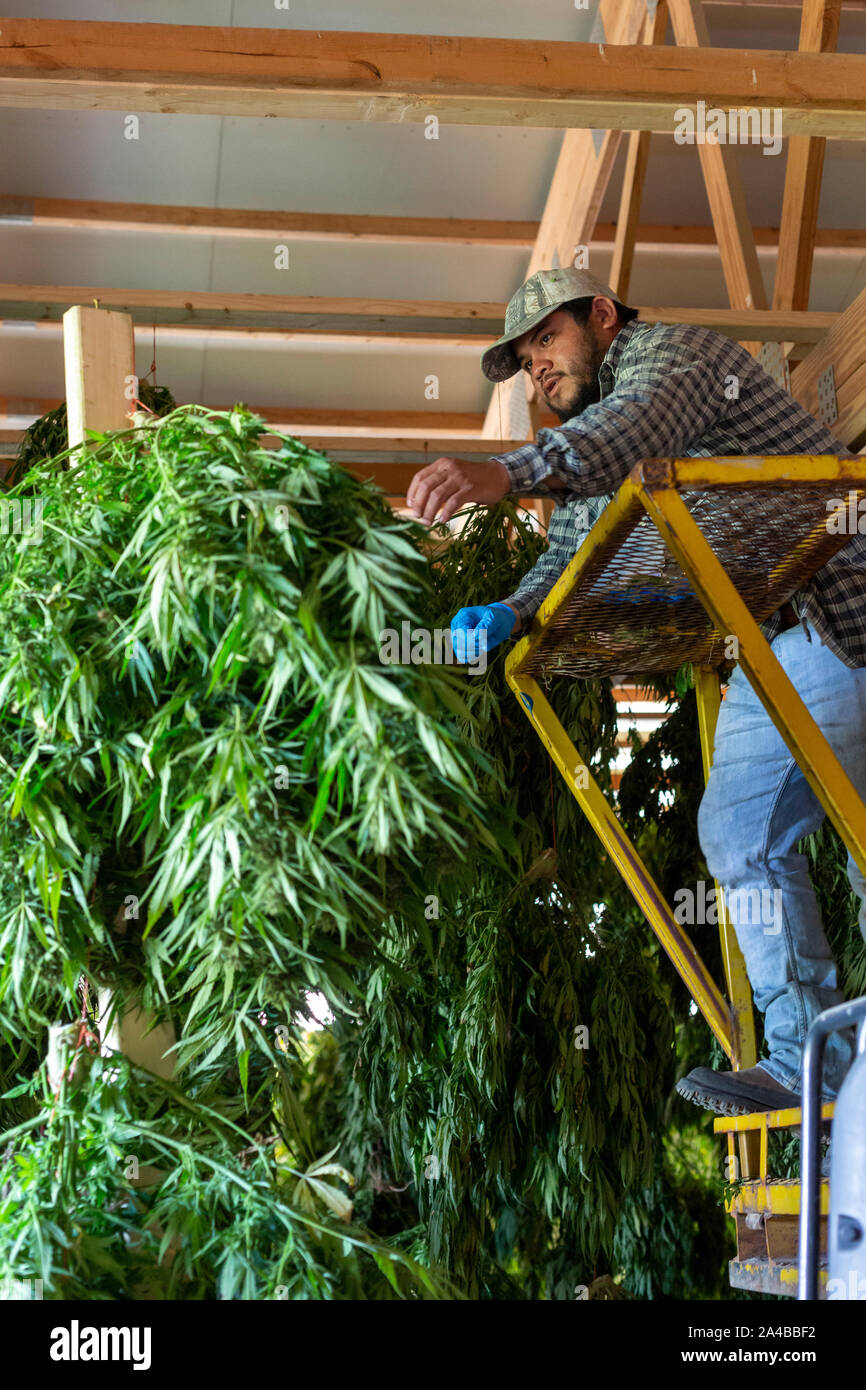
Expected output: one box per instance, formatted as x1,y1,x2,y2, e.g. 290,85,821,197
676,1064,803,1116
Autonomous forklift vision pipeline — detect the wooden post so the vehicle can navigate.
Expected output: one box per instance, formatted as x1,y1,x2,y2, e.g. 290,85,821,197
608,2,669,302
773,0,842,359
63,304,134,459
97,989,177,1081
668,0,769,358
62,302,178,1081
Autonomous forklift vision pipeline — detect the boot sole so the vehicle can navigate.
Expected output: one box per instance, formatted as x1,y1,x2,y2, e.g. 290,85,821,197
675,1079,801,1117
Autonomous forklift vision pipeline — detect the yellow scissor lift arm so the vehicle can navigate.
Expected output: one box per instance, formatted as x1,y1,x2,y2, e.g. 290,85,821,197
504,455,866,1297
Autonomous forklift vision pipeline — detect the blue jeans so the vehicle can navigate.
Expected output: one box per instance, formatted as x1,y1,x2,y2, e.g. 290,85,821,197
697,623,866,1098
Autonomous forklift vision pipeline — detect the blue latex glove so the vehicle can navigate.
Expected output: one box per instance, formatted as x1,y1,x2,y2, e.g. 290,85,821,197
451,603,517,664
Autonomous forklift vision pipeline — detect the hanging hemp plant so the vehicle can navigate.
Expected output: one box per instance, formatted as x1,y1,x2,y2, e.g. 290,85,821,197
5,379,177,488
0,405,497,1300
4,405,855,1299
0,420,734,1299
313,500,738,1301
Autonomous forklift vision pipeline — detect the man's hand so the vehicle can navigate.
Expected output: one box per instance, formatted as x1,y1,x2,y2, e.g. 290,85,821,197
407,456,511,526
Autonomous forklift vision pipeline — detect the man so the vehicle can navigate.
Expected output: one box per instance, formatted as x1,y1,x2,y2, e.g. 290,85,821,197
406,266,866,1116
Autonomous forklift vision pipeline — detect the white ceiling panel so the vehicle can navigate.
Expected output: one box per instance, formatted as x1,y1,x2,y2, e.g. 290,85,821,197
0,3,864,422
0,0,596,41
0,110,225,206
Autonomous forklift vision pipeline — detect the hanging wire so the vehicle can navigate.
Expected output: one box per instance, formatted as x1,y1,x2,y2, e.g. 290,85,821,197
144,321,158,385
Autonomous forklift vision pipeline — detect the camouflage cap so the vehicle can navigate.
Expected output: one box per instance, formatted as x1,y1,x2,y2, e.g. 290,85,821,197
481,267,621,383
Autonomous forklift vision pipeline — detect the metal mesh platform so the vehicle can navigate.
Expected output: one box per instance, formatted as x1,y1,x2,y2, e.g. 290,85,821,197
516,475,866,681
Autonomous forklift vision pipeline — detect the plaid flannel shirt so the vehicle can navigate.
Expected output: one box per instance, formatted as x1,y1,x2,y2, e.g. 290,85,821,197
491,318,866,669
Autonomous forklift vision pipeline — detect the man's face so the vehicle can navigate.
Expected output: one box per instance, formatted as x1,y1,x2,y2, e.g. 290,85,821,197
511,305,612,423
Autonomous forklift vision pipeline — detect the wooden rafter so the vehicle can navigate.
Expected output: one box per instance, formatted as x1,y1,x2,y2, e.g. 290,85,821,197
607,225,865,251
0,197,539,247
705,0,861,7
668,0,768,355
0,399,516,438
1,197,862,254
0,284,508,339
0,289,837,345
0,323,499,350
609,2,670,302
0,20,864,137
773,1,842,315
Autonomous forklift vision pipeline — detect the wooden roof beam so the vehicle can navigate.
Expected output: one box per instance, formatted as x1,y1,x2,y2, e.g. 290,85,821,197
0,288,838,345
0,284,508,339
0,197,539,247
0,432,531,496
705,0,862,8
1,197,863,254
0,20,864,137
0,399,505,436
609,224,865,251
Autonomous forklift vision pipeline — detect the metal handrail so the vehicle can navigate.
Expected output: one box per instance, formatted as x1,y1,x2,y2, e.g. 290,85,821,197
799,996,866,1300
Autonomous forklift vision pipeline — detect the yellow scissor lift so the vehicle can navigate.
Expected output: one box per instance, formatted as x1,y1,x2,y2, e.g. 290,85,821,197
504,455,866,1297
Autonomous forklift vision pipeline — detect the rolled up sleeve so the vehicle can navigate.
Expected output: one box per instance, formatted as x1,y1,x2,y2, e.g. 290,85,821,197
500,500,594,630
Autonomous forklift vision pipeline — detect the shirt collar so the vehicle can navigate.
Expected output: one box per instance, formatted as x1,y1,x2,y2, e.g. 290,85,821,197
600,318,641,379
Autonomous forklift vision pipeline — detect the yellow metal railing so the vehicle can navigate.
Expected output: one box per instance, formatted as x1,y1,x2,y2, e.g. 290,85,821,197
714,1103,834,1288
505,457,866,1132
